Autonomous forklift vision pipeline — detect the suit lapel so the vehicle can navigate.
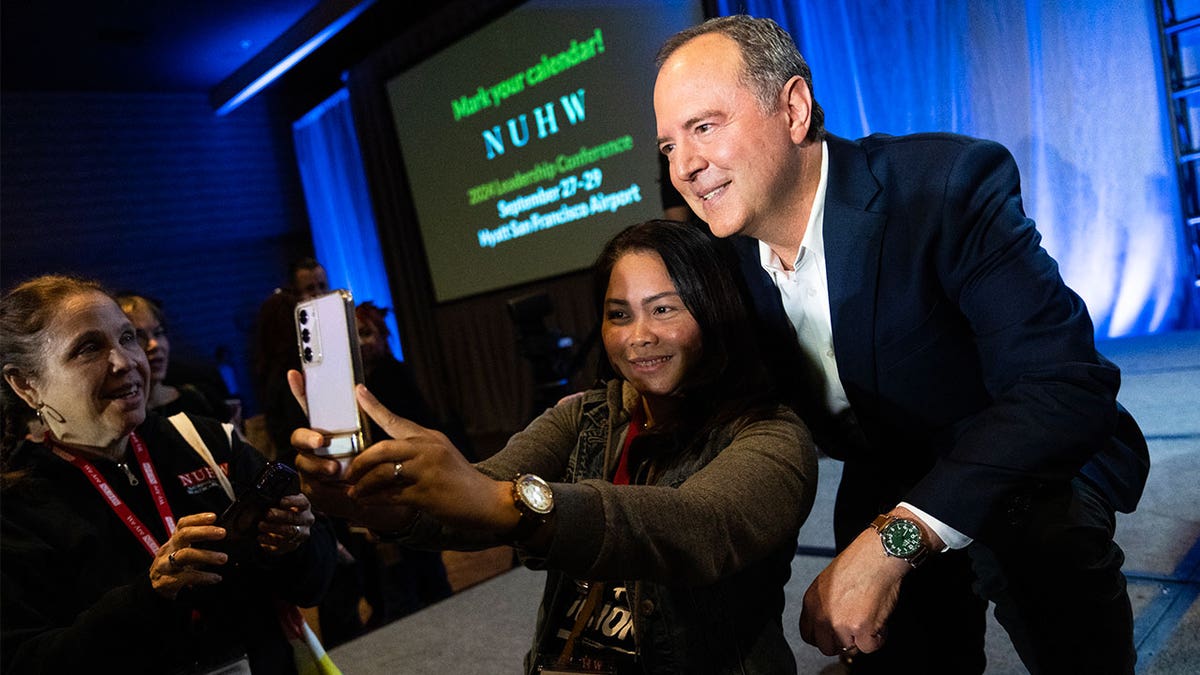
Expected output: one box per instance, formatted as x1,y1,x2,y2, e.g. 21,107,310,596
730,235,788,329
823,136,885,409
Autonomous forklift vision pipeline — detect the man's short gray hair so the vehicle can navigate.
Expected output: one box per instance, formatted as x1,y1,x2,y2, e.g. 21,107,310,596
656,15,825,142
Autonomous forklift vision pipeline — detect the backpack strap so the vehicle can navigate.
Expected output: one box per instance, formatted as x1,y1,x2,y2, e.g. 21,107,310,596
168,412,236,501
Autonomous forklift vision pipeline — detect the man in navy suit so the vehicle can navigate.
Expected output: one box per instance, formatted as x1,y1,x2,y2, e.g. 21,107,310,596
654,15,1148,674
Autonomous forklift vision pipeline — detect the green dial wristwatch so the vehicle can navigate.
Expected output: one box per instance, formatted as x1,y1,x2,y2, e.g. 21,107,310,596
509,474,554,542
871,514,930,568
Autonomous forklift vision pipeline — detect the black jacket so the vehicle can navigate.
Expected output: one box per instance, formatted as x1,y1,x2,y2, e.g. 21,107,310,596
1,412,337,674
735,133,1149,538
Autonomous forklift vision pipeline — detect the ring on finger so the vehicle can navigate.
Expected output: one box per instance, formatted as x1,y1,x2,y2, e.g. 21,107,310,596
279,524,303,543
168,551,180,569
393,461,404,480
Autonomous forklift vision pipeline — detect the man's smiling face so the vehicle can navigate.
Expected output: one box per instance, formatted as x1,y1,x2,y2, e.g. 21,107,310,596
654,32,801,240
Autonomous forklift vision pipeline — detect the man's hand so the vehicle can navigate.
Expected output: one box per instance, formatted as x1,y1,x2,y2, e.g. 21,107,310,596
799,507,939,655
799,527,907,655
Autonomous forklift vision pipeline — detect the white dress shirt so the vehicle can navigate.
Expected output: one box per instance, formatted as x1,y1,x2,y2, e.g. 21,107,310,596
757,141,969,551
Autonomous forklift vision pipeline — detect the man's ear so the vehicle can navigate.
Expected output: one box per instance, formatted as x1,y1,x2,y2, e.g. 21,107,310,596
2,366,40,410
781,75,813,145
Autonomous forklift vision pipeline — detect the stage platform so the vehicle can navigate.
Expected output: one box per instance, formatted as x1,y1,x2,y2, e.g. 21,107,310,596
329,329,1200,674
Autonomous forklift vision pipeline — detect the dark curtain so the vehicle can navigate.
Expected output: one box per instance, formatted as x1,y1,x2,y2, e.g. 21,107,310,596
293,88,404,359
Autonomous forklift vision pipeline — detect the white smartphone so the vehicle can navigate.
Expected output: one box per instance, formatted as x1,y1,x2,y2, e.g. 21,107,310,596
295,290,366,465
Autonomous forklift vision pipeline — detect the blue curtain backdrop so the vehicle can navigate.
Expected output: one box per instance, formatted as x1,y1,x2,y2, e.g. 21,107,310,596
293,88,404,359
714,0,1188,336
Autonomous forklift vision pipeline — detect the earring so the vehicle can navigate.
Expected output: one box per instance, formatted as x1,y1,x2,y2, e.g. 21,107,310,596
36,402,66,424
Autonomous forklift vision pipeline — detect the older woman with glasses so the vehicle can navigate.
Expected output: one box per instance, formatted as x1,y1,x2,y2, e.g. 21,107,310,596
1,275,336,674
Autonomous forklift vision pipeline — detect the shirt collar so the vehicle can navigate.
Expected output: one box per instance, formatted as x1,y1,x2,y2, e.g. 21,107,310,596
759,140,829,272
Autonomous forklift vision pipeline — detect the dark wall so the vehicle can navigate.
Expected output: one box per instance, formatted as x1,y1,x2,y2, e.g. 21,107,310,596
0,91,312,413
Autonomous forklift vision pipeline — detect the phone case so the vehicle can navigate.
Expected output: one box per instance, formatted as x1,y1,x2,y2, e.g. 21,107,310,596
200,461,299,560
217,461,299,541
296,289,366,457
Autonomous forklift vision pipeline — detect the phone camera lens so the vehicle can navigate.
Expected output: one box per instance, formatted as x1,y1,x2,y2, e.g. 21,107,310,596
301,328,311,343
303,346,313,362
298,309,308,324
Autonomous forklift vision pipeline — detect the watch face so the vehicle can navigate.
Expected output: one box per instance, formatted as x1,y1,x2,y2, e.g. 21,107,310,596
881,518,923,558
516,475,554,515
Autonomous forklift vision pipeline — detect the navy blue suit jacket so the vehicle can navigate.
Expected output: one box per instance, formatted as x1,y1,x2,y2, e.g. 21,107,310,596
733,133,1149,538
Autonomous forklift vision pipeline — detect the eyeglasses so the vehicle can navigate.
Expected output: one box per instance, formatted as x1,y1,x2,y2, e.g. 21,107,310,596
135,326,168,350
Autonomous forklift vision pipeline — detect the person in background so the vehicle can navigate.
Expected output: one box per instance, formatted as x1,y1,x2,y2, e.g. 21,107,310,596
354,301,438,434
251,287,307,465
1,275,336,674
249,273,374,647
289,257,329,301
653,15,1149,674
117,293,227,422
292,220,818,674
316,302,454,646
250,255,327,457
353,301,452,622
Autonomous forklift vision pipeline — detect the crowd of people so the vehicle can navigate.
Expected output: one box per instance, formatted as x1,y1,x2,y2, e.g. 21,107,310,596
1,13,1148,675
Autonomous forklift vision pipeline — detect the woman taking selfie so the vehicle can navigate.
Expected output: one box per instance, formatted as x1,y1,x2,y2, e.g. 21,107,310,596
293,220,818,674
0,275,336,674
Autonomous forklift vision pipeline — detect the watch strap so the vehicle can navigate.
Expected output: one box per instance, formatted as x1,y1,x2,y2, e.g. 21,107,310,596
870,513,894,532
507,513,543,543
907,544,930,568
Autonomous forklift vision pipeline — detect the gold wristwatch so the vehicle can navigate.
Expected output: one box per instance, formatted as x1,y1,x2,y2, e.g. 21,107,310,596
509,474,554,542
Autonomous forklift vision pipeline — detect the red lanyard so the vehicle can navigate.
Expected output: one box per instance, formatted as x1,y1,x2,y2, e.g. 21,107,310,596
50,432,177,557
